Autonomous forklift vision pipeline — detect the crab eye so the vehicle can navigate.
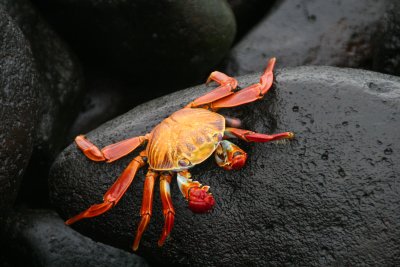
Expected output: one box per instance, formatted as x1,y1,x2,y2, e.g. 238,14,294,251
178,158,191,167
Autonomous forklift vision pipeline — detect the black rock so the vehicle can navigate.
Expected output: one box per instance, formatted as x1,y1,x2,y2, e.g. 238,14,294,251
373,1,400,75
67,70,144,141
0,8,39,210
1,0,85,206
33,0,236,88
50,67,400,266
225,0,389,75
227,0,275,41
0,209,149,267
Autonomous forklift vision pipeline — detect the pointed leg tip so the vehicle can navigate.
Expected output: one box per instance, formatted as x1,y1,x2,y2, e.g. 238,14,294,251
132,243,139,251
65,217,78,225
158,237,166,247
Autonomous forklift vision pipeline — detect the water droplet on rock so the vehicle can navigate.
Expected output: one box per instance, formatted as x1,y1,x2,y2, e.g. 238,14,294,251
338,167,346,177
384,148,393,155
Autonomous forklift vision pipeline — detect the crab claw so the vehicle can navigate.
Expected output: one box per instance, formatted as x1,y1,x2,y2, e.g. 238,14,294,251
177,171,215,213
215,140,248,171
188,186,215,213
228,151,248,170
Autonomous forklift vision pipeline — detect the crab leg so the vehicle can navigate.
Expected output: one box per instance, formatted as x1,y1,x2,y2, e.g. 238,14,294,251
186,71,238,108
75,134,149,163
65,151,147,225
225,127,295,143
177,171,215,213
158,172,175,247
132,169,158,251
210,57,276,110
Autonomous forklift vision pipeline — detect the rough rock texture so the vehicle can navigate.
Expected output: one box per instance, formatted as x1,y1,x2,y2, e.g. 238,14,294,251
0,209,149,267
1,0,84,206
33,0,236,88
225,0,389,75
0,8,39,210
50,67,400,266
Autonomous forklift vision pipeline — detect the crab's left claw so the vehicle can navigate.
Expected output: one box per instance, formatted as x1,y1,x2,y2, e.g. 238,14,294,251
177,171,215,213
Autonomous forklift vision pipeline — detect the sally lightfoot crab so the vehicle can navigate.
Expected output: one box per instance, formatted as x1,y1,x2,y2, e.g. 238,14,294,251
65,58,294,251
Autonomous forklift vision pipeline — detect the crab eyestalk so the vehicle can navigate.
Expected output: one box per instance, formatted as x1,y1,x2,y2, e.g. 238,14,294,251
177,171,215,213
215,140,248,170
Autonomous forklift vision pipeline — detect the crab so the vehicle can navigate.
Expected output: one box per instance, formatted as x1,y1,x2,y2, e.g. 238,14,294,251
65,58,294,251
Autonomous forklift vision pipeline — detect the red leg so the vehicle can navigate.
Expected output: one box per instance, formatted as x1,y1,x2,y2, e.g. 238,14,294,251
211,57,276,109
177,171,215,213
186,71,238,108
65,151,147,225
132,170,158,251
75,134,148,163
158,172,175,247
225,127,295,143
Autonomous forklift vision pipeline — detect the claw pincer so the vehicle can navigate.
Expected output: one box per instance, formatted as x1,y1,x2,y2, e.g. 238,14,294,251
188,187,215,213
177,171,215,213
215,140,248,170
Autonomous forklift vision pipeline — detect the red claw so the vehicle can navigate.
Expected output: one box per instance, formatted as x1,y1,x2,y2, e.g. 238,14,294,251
188,187,215,213
227,152,248,170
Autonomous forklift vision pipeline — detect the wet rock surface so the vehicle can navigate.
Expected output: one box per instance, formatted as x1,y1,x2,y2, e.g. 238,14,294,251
0,8,39,210
33,0,236,88
0,209,149,267
225,0,389,75
1,0,84,207
50,67,400,266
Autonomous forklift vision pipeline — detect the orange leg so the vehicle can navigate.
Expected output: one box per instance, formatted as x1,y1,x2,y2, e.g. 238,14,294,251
75,134,149,163
132,170,158,251
158,172,175,247
177,170,215,213
186,71,238,108
65,151,147,225
210,57,276,110
225,127,295,143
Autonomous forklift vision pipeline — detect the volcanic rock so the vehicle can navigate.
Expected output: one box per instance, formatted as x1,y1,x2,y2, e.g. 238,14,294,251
50,66,400,266
0,7,39,210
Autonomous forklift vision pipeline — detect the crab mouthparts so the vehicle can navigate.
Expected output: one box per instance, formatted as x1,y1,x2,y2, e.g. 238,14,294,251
188,187,215,213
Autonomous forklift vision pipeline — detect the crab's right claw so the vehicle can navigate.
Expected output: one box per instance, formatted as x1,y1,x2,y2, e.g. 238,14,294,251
177,171,215,213
188,186,215,213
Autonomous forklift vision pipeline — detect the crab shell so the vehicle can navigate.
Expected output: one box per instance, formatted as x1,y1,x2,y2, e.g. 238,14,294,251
146,108,225,171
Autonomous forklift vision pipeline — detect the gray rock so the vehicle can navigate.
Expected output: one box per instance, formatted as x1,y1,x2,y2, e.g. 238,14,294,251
225,0,389,75
33,0,236,88
373,1,400,75
67,71,142,141
50,66,400,266
1,0,85,206
0,7,39,210
0,209,149,267
227,0,275,40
